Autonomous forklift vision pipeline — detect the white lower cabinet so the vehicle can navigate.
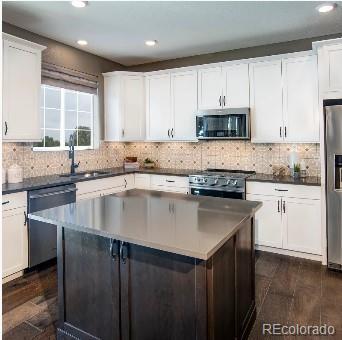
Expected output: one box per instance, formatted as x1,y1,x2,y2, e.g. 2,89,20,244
247,194,282,248
247,182,322,256
2,192,28,279
134,174,151,189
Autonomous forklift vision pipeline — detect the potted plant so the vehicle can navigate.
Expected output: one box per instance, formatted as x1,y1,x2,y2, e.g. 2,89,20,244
144,158,155,168
292,163,301,179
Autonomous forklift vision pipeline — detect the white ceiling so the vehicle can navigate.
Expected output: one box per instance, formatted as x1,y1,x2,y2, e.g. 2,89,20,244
3,1,342,66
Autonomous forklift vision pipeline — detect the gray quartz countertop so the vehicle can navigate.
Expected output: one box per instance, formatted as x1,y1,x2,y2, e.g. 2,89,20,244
2,166,321,195
28,189,262,260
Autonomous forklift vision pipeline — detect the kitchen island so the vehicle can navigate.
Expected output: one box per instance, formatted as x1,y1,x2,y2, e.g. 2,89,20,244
29,189,262,340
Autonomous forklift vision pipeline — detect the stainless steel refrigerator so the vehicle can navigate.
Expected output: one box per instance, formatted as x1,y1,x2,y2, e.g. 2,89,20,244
325,100,342,271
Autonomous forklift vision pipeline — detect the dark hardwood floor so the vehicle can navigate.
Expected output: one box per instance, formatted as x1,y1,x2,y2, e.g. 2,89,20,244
2,251,342,339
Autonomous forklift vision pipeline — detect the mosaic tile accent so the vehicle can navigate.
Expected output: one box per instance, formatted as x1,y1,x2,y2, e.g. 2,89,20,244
2,141,321,179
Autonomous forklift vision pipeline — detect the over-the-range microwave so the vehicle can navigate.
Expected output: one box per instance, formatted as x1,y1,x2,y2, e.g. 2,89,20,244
196,108,250,140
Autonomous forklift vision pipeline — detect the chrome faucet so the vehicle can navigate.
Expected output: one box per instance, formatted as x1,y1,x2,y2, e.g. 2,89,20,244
69,134,79,175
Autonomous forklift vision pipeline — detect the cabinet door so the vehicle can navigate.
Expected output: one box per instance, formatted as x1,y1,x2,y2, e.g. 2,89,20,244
222,63,249,108
134,174,151,189
283,198,321,255
247,194,283,248
2,208,28,278
198,66,223,110
3,40,41,141
171,70,198,140
282,55,319,142
120,243,198,340
249,60,283,143
146,74,171,140
122,75,145,141
320,43,342,93
62,230,120,339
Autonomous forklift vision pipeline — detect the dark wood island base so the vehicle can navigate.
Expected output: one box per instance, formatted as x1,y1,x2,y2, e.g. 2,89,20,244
56,218,255,340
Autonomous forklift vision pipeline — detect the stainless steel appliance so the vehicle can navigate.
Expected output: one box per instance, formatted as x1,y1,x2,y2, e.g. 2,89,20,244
189,169,255,199
196,108,250,140
325,99,342,271
28,184,77,267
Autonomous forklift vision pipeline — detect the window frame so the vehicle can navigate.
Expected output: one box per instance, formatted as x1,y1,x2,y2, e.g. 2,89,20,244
33,85,94,151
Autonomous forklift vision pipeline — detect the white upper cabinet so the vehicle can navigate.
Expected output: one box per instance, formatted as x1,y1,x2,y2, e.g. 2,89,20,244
249,59,283,143
171,70,197,140
198,63,250,110
146,70,198,141
250,54,319,143
222,63,249,108
282,55,319,143
146,73,172,141
317,41,342,95
104,72,145,141
2,34,46,142
198,67,222,110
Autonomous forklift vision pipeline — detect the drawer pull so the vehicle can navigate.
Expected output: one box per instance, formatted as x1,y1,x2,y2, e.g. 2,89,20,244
166,180,175,183
275,189,288,192
2,200,10,205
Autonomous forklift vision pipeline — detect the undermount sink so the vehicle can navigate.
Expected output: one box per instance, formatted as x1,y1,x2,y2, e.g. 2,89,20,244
59,171,110,179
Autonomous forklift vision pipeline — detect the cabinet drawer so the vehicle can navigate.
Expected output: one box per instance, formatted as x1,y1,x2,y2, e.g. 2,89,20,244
246,182,321,200
151,185,189,194
76,175,130,196
135,174,151,189
2,192,27,211
150,175,188,188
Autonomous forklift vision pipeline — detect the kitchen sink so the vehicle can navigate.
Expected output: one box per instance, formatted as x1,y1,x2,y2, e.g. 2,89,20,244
59,171,110,179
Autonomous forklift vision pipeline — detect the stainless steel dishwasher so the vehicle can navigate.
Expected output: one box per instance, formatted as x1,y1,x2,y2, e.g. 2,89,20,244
28,184,77,267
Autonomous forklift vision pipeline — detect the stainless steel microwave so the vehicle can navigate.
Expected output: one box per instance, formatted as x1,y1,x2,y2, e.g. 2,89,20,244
196,108,250,140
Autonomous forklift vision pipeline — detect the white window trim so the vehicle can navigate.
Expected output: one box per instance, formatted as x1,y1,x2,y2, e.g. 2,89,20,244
33,85,95,151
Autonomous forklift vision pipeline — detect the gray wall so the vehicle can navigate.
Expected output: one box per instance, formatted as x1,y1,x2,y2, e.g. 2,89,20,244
2,22,125,140
128,33,342,72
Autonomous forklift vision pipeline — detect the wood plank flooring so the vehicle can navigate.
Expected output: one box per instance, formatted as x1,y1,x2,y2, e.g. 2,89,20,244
2,251,342,339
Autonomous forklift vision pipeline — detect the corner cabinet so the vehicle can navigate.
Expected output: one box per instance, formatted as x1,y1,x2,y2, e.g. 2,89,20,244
146,70,198,141
198,63,249,110
104,72,145,141
249,54,319,143
2,34,46,142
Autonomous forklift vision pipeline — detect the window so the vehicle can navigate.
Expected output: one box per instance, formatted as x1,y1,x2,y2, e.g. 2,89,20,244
34,85,94,150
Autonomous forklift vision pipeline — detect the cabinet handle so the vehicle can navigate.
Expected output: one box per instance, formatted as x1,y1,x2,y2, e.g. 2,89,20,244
4,121,8,135
24,211,28,226
122,129,125,137
219,96,222,107
120,242,128,264
2,201,10,205
171,128,174,138
223,96,226,107
167,129,170,138
277,200,280,213
124,178,127,188
280,127,282,138
284,126,287,138
110,239,119,261
166,180,175,183
282,200,286,213
275,189,288,192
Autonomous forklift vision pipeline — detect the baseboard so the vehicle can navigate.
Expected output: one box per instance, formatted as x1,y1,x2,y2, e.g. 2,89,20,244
256,245,323,262
2,270,24,284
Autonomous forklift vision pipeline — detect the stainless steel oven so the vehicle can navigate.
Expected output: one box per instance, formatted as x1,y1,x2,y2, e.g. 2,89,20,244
196,108,250,140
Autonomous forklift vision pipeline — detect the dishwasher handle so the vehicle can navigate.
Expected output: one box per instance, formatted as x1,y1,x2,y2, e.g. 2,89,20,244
30,187,77,199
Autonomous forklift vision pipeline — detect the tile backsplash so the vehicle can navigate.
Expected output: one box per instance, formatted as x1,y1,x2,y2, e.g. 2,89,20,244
2,141,321,179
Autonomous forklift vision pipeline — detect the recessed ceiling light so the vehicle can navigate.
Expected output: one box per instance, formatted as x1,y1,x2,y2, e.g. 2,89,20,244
316,3,336,13
77,40,88,46
145,40,158,47
71,0,88,8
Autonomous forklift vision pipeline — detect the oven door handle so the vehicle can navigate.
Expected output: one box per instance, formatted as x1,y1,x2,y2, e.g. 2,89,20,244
29,188,77,199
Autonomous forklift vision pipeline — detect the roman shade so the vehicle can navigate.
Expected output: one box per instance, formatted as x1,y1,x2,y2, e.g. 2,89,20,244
41,62,99,94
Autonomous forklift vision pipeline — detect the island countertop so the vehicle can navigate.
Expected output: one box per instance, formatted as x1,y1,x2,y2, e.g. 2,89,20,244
29,189,262,260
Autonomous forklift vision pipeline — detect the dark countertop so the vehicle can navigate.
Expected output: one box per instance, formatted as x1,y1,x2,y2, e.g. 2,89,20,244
28,189,262,260
247,173,321,186
2,167,321,195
